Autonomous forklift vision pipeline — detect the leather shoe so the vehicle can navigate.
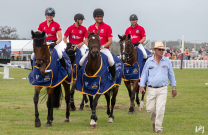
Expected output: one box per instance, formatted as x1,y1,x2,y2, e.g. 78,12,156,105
157,130,163,134
153,123,155,132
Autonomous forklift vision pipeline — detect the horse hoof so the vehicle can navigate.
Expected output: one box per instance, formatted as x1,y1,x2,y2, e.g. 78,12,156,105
108,117,113,123
46,123,52,127
139,108,143,111
35,122,41,127
128,111,134,115
90,119,97,128
64,118,69,122
137,104,140,107
70,107,76,111
79,108,84,111
85,103,90,108
90,124,96,128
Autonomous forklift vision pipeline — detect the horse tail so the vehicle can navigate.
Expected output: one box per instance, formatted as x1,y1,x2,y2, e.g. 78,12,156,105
53,84,63,108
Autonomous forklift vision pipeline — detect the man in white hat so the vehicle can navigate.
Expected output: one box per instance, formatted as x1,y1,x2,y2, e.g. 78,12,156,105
139,42,177,134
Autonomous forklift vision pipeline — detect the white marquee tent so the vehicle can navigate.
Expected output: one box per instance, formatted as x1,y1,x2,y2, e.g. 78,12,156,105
0,40,67,52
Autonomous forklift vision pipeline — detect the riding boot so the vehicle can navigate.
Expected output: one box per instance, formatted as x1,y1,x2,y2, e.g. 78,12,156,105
31,60,33,70
79,65,82,70
109,64,116,84
60,56,67,71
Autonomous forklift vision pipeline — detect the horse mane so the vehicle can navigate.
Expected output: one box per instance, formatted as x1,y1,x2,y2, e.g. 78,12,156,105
88,32,98,38
119,35,126,42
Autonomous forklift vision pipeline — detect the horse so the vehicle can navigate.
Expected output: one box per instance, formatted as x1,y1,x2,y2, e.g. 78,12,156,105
118,34,146,114
76,31,121,128
30,30,76,127
68,46,89,111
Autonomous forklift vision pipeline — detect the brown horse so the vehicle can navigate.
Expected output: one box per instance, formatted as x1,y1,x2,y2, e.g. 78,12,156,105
118,34,146,114
84,31,119,128
31,30,75,127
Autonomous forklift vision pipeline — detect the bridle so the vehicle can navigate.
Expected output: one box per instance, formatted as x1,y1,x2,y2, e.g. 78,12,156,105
33,37,50,64
120,39,137,63
88,34,100,55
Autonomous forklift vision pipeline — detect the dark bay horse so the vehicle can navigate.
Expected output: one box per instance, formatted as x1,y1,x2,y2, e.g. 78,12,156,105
31,30,75,127
118,34,146,114
78,31,119,128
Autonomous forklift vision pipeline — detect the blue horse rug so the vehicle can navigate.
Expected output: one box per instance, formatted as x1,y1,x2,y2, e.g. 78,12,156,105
76,53,121,96
122,48,145,81
28,47,72,87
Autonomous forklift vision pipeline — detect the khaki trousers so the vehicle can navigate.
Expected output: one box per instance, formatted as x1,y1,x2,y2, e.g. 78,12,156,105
146,86,167,132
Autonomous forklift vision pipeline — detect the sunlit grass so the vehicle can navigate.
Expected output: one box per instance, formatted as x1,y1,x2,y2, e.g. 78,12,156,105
0,68,207,134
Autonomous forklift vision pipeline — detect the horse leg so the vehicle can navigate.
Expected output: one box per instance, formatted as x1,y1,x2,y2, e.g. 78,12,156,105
129,80,139,115
88,95,93,110
90,94,101,128
79,94,85,111
70,80,76,111
46,88,54,127
84,94,90,108
108,86,119,123
62,81,70,122
104,91,111,116
34,87,42,127
124,81,134,114
136,86,140,106
139,85,146,111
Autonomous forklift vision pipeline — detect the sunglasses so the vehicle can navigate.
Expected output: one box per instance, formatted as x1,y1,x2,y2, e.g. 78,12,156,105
158,49,165,51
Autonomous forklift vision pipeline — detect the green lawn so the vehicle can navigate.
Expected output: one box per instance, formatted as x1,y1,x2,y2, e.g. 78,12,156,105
0,68,207,135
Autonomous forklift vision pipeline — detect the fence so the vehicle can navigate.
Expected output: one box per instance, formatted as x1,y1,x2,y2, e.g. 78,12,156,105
9,60,208,69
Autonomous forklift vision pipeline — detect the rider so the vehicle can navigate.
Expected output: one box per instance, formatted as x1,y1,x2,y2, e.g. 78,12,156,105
79,8,116,83
63,13,88,56
125,14,147,59
31,7,66,70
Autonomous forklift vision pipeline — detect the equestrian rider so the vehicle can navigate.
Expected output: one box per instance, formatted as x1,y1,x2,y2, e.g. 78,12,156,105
79,8,116,83
63,13,88,57
31,7,66,69
125,14,147,59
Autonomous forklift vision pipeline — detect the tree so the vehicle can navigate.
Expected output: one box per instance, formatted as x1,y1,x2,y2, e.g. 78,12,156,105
0,25,19,39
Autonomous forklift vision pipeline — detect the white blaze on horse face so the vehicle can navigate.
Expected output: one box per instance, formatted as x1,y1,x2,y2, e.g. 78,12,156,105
92,36,95,39
122,42,125,60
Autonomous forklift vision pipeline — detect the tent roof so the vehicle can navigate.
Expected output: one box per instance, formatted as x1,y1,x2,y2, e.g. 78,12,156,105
1,40,67,52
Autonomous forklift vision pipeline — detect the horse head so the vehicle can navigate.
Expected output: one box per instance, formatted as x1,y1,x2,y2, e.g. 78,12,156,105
118,34,134,63
31,30,48,77
65,43,77,64
88,30,100,58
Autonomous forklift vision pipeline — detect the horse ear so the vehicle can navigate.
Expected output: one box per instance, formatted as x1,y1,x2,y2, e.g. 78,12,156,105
128,34,131,39
31,30,35,38
96,29,99,35
118,34,122,39
88,30,90,35
41,31,45,37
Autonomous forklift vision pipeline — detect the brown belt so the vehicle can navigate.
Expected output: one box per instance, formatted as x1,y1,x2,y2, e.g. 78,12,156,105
148,85,164,88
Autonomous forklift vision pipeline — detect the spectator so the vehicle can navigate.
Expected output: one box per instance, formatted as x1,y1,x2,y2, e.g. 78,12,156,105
183,53,187,60
205,45,208,53
166,46,170,53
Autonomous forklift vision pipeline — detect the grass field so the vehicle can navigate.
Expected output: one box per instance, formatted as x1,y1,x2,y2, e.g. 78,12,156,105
0,68,207,135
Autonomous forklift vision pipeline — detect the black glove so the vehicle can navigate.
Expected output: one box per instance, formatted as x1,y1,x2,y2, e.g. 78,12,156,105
50,42,57,49
134,41,140,47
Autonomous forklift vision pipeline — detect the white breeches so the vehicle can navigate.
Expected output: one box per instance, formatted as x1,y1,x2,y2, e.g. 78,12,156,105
138,44,147,59
79,48,115,67
76,44,89,57
31,42,63,60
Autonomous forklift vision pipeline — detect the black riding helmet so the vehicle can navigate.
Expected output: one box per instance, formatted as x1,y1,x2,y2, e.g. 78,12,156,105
74,13,85,21
45,7,55,16
93,8,104,17
129,14,138,21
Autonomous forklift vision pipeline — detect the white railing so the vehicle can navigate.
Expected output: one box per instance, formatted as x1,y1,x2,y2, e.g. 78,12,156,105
170,60,208,68
9,60,208,69
10,61,31,69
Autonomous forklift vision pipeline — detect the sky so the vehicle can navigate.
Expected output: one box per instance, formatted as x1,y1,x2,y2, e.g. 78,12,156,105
0,0,208,42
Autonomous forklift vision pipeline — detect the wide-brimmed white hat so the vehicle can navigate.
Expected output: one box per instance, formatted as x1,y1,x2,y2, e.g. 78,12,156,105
151,42,165,50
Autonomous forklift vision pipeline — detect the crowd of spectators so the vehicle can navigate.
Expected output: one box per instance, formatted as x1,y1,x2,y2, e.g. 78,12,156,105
149,45,208,60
